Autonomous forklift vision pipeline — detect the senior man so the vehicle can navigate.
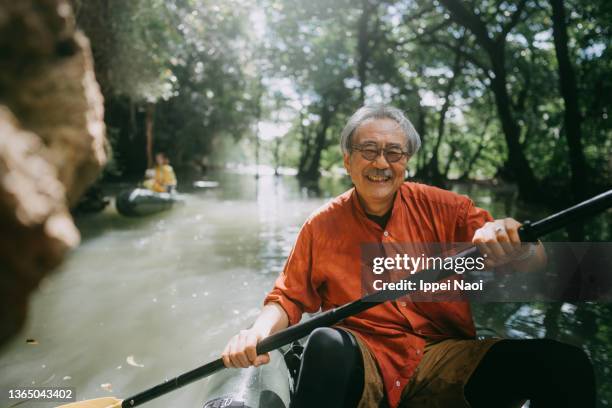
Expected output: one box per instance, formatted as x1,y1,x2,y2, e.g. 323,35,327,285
222,105,595,408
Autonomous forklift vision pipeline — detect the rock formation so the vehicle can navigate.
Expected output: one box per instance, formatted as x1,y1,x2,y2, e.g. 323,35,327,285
0,0,107,345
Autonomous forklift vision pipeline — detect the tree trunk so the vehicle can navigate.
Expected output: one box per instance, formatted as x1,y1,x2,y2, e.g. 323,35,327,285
253,79,264,179
459,117,490,180
413,71,427,176
550,0,588,202
145,102,155,168
443,143,458,179
300,103,333,181
356,0,373,104
489,46,540,199
273,138,281,176
459,142,485,180
254,122,260,178
297,108,312,175
423,44,463,184
438,0,539,199
129,98,137,140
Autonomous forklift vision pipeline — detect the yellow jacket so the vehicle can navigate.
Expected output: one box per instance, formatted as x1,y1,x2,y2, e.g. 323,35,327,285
145,164,177,193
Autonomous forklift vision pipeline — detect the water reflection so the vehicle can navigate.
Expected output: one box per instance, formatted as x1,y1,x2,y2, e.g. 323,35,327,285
0,173,610,407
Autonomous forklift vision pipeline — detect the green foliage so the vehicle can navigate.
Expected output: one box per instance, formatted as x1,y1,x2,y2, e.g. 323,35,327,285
76,0,263,172
108,0,180,102
75,0,610,196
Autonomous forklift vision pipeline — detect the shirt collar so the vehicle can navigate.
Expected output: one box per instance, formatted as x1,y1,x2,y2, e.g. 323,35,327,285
350,184,404,228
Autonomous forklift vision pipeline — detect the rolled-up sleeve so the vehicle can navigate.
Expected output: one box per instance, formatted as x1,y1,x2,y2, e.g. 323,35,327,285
455,198,494,241
264,221,322,326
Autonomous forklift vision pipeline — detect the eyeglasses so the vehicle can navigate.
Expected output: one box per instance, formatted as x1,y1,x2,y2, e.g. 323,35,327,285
351,143,409,163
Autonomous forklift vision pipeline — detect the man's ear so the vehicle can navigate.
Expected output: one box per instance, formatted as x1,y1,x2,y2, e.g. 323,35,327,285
343,153,351,175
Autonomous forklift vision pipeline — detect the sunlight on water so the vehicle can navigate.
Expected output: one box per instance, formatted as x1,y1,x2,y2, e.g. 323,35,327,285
0,174,326,408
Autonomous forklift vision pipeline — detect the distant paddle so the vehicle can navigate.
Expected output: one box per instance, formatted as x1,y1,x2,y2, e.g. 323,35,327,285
58,189,612,408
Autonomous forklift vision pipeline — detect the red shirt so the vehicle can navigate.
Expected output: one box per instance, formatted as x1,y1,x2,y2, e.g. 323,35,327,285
264,182,493,407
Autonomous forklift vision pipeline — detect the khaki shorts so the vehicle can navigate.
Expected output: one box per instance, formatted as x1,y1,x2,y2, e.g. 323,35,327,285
348,332,502,408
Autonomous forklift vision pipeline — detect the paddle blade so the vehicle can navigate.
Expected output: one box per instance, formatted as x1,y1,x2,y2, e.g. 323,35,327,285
56,397,123,408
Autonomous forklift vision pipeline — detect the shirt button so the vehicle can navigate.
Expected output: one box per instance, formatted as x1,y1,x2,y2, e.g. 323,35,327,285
395,380,401,387
416,349,421,355
383,231,389,237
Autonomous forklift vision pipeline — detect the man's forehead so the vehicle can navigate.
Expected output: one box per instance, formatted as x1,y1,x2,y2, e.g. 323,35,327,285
353,118,404,143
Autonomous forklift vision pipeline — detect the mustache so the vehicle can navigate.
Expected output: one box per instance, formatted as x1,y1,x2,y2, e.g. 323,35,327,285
364,168,393,178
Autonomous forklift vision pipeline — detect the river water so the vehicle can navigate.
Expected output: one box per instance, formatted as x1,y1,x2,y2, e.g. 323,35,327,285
1,172,610,407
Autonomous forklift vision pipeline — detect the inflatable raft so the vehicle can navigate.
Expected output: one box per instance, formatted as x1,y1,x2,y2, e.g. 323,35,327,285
115,188,185,217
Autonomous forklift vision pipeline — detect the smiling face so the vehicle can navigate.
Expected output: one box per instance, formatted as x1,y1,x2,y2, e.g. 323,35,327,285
343,118,409,215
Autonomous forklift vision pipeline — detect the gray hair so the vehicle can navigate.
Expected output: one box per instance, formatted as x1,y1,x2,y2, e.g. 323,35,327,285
340,104,421,156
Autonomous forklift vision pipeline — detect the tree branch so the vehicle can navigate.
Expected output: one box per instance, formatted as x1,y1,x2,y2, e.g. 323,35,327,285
498,0,528,42
437,0,493,50
418,37,491,76
401,3,436,24
393,20,452,47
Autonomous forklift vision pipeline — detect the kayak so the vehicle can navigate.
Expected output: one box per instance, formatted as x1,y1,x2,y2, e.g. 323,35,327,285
200,328,500,408
115,188,185,217
201,350,291,408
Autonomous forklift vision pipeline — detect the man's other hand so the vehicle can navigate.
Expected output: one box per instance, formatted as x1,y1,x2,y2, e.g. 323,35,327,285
473,218,546,271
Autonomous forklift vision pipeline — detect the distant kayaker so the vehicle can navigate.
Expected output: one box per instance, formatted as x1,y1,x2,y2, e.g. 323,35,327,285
143,152,177,193
222,105,595,407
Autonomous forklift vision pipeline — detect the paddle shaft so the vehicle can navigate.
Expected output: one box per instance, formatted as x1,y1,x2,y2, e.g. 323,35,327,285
520,189,612,240
121,189,612,407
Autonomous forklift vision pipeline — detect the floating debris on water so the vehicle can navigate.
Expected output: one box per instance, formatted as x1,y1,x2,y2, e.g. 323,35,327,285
101,383,112,392
126,355,144,368
63,376,72,380
26,338,38,345
41,374,56,384
193,181,219,188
